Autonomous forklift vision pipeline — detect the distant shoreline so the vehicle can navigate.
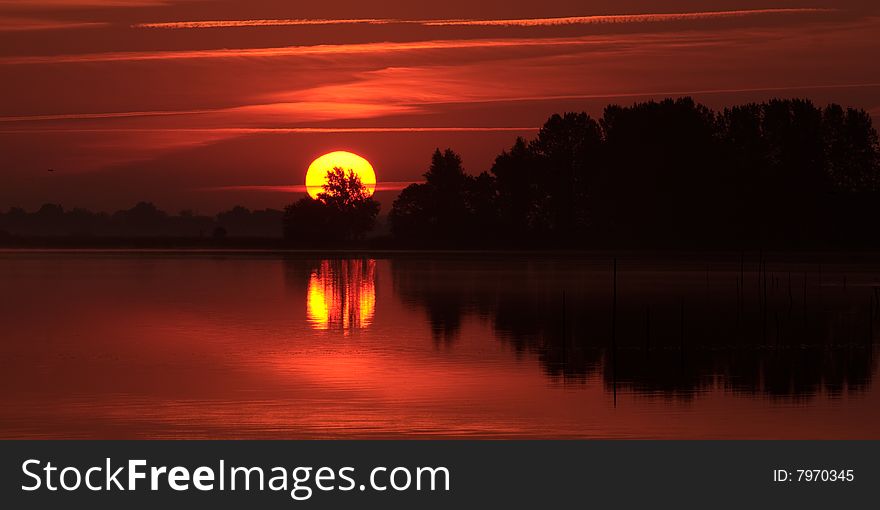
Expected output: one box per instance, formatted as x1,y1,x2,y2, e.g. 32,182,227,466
3,241,880,262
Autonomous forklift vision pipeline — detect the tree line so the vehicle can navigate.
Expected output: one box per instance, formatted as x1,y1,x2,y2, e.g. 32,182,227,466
389,97,880,248
0,202,283,239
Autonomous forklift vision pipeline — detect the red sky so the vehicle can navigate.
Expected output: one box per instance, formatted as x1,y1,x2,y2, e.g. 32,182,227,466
1,0,879,213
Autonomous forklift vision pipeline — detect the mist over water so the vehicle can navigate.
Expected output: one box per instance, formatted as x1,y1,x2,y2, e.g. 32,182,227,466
1,252,877,439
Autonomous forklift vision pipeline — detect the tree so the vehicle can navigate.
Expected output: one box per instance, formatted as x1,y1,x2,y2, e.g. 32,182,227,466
389,149,487,244
388,182,433,241
599,98,720,245
529,112,603,236
492,137,539,236
283,167,380,243
283,197,335,242
217,206,284,237
318,167,380,240
822,104,880,192
112,202,168,236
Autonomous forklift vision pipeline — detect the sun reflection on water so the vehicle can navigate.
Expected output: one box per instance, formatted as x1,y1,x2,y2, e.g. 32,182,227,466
306,259,376,332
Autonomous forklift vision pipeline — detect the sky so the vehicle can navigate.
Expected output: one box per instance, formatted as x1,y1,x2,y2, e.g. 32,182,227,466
1,0,879,213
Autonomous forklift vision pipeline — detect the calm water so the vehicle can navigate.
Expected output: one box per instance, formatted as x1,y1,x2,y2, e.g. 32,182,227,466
1,251,878,439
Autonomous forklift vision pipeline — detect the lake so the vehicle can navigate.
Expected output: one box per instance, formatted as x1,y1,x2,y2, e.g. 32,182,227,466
1,251,878,439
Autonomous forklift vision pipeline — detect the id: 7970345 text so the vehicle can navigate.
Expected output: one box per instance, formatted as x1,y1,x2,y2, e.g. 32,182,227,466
773,469,854,482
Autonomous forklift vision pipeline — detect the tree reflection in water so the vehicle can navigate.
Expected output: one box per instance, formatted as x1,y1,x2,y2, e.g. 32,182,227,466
392,256,877,400
304,259,377,333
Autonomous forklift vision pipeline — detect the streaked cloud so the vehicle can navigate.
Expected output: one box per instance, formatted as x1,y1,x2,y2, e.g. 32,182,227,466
0,101,426,133
421,9,835,27
133,8,835,30
135,18,398,29
0,17,107,31
220,101,418,124
3,81,876,128
0,0,171,8
0,32,719,65
0,108,213,122
420,82,880,107
0,127,540,134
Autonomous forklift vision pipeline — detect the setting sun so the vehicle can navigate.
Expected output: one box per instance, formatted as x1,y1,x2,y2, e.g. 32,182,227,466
305,151,377,199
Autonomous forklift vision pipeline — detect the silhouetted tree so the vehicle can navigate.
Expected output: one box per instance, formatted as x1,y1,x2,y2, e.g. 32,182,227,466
467,171,499,238
492,137,540,237
0,203,282,239
822,104,880,192
598,98,722,245
715,98,874,245
389,148,490,244
112,202,168,236
388,182,433,241
283,168,380,243
217,206,284,237
530,112,603,236
33,204,66,235
283,198,334,242
319,167,381,240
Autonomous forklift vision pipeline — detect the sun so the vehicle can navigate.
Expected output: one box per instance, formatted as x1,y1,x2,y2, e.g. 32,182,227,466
305,151,377,199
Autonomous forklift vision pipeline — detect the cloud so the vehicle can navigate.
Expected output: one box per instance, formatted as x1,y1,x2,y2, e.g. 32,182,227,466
264,62,880,121
0,0,172,8
0,127,540,134
0,101,425,131
418,82,880,107
270,66,509,109
3,71,876,129
218,101,418,124
0,109,213,122
134,18,398,29
0,17,107,30
132,8,835,30
421,9,836,27
0,37,589,64
0,32,722,65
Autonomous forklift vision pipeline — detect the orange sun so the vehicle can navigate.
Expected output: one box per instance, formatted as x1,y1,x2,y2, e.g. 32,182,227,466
305,151,377,199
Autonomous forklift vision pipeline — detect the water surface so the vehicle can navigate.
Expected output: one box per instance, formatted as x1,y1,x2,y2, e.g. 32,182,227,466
1,251,877,438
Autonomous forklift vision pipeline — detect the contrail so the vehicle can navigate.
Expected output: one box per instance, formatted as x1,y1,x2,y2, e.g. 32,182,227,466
134,18,398,29
0,109,215,123
415,83,880,106
133,8,835,30
421,9,836,27
0,127,541,134
0,36,632,65
0,19,108,32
